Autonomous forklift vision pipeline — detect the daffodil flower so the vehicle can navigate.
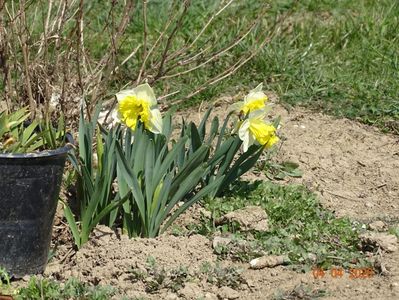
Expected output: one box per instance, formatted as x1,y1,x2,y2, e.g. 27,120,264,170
238,111,279,152
115,83,163,134
231,83,268,115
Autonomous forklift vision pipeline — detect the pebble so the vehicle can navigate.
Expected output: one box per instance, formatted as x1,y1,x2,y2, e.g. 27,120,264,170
369,220,387,231
217,286,239,300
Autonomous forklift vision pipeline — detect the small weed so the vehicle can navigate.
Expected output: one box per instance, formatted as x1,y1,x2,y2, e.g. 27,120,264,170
129,257,189,294
129,258,245,293
170,225,188,237
199,262,245,289
128,268,146,283
0,267,12,296
389,226,399,238
15,277,115,300
0,267,10,287
274,283,327,300
168,266,189,293
262,161,303,180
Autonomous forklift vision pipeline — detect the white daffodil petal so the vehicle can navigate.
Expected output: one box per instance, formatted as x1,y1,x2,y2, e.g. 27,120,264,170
238,119,251,152
111,108,120,124
251,83,263,93
229,101,244,112
248,110,266,120
245,91,267,103
134,83,157,106
149,108,163,134
248,132,255,149
115,89,135,102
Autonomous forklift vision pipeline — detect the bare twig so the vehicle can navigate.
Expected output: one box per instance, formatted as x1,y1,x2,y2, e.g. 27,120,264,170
111,44,141,75
75,0,88,118
191,0,234,48
141,0,148,69
0,0,13,112
154,0,190,81
19,0,36,118
135,2,179,85
158,21,257,80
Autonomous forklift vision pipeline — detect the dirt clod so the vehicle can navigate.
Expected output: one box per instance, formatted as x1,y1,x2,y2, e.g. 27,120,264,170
179,282,202,299
165,293,179,300
213,236,233,249
360,232,398,253
204,292,218,300
215,206,269,232
217,286,240,300
369,220,387,231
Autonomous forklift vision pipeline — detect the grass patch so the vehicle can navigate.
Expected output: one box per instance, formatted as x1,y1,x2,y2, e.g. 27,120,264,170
242,0,399,131
195,181,369,270
13,277,115,300
176,0,399,132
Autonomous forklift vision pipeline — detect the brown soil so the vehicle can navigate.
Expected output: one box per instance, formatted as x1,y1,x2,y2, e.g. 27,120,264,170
272,105,399,221
177,100,399,221
8,101,399,299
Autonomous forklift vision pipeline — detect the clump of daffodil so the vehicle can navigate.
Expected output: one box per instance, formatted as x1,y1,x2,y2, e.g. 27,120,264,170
231,83,268,115
233,84,279,152
238,111,279,152
115,83,162,134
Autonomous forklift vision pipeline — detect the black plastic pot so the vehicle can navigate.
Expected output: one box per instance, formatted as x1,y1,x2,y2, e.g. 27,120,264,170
0,138,72,277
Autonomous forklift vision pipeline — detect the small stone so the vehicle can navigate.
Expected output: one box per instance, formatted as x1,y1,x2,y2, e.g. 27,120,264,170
360,232,398,253
44,262,62,276
249,255,290,269
212,236,233,249
215,206,269,232
91,225,115,243
217,286,239,300
204,292,218,300
390,282,399,291
365,202,373,208
245,279,256,287
369,220,387,231
307,253,317,263
165,293,179,300
179,282,201,299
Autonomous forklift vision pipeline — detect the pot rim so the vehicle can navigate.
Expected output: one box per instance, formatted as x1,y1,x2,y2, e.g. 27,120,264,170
0,133,74,159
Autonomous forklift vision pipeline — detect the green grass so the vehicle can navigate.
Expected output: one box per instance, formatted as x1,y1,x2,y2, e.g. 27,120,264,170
13,277,116,300
177,0,399,131
193,181,369,271
236,0,399,131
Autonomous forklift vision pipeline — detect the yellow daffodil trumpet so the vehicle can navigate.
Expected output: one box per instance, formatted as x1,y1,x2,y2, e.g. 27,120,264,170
115,83,163,134
238,112,279,152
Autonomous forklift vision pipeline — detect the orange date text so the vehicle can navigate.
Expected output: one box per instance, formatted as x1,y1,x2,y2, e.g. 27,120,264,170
312,267,374,279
